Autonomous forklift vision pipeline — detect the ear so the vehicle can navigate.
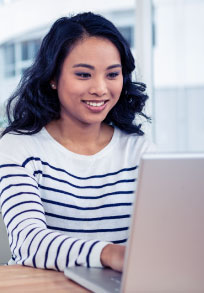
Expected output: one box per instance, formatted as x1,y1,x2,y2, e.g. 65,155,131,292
50,81,57,90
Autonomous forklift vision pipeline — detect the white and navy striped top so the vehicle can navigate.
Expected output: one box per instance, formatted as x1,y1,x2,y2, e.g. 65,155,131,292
0,127,153,271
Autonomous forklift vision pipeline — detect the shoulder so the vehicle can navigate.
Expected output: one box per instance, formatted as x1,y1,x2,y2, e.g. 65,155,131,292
0,130,41,147
0,129,45,162
114,127,155,153
107,127,156,168
0,132,25,151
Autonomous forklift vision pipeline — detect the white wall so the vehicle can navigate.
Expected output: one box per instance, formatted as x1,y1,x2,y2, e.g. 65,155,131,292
154,0,204,87
153,0,204,151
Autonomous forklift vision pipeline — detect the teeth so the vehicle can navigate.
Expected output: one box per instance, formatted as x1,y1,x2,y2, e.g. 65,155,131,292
85,101,105,107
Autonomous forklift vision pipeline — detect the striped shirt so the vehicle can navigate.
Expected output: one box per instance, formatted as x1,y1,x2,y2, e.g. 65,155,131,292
0,127,153,271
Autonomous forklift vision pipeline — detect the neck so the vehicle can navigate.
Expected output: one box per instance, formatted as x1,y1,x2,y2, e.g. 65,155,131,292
45,118,113,155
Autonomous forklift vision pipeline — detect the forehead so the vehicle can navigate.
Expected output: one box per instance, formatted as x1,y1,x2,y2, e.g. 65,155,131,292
64,37,121,66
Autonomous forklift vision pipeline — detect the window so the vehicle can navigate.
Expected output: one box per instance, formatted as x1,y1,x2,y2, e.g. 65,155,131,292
21,39,41,61
3,38,41,78
3,43,15,77
118,26,134,47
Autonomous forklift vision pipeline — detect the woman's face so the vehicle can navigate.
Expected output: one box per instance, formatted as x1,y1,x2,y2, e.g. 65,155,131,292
54,36,123,127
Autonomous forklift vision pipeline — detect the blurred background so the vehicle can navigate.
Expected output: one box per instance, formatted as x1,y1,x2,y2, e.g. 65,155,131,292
0,0,203,152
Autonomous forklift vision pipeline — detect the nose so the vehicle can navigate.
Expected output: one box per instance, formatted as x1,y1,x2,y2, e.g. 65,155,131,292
89,77,108,97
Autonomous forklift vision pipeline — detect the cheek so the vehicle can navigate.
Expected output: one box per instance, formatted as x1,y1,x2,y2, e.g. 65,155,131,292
112,79,123,97
58,80,84,100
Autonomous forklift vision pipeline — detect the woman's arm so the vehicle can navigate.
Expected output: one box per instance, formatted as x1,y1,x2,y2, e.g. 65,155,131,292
0,161,109,271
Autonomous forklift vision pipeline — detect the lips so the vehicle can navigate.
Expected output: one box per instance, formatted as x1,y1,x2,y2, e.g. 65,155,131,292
82,99,108,112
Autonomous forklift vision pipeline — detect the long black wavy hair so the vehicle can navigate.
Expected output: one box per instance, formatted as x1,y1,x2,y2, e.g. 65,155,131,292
2,12,150,136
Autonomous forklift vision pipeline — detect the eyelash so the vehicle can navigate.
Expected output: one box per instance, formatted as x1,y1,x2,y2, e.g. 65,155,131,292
75,72,91,78
75,72,120,79
108,72,120,79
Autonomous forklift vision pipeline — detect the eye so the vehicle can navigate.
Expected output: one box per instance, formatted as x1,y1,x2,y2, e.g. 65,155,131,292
75,72,91,78
107,72,120,79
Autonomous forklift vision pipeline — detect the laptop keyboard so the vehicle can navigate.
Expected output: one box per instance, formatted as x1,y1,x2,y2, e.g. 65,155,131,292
110,276,121,285
110,276,121,291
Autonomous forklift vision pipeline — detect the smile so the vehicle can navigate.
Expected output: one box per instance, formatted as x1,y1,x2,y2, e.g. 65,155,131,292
82,100,108,107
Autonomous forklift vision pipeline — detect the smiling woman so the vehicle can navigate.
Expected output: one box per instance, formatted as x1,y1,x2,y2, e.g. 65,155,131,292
46,37,123,155
0,12,153,273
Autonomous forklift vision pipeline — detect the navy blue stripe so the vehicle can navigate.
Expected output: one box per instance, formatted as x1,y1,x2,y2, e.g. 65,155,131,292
22,228,45,266
112,238,127,244
18,227,38,262
0,163,20,168
39,185,133,199
0,174,32,183
3,201,43,219
24,156,137,179
44,234,62,269
1,192,40,209
13,223,37,258
66,239,80,267
32,231,54,268
46,225,129,233
39,177,135,190
34,166,137,179
12,255,16,261
42,198,132,210
86,241,99,268
55,238,70,271
9,217,46,248
22,157,40,168
0,183,38,196
75,242,86,266
45,212,130,222
7,209,45,229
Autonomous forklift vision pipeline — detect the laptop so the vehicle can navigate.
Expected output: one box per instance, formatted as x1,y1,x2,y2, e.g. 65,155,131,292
64,153,204,293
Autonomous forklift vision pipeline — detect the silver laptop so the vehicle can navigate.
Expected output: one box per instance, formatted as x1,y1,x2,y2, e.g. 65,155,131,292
64,153,204,293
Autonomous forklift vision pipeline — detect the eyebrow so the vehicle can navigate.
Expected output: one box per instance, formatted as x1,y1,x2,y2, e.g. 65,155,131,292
72,63,122,70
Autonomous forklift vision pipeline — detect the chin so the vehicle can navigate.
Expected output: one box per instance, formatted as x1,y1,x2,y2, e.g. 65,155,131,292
82,114,108,125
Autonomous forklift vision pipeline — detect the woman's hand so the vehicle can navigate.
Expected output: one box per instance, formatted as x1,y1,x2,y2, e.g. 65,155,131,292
100,244,125,272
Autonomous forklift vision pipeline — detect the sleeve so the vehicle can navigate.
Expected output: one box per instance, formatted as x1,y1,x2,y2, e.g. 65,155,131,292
0,154,109,271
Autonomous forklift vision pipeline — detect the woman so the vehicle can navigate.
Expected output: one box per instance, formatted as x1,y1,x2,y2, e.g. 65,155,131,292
0,12,153,272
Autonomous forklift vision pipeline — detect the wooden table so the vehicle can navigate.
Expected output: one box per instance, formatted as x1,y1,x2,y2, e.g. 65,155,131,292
0,265,90,292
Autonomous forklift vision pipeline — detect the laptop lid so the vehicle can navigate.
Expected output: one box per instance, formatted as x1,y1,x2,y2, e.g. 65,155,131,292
121,153,204,292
